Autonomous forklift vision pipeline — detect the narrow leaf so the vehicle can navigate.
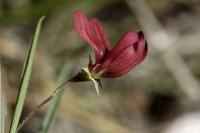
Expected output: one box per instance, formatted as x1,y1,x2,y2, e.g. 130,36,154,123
9,16,45,133
0,63,5,133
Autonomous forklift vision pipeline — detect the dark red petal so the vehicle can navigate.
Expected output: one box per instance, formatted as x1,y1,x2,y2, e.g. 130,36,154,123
73,11,111,62
98,31,140,71
102,32,148,78
90,19,111,51
102,46,136,77
132,32,148,65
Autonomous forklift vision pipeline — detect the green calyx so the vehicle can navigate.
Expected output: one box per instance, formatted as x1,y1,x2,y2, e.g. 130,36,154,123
70,67,102,95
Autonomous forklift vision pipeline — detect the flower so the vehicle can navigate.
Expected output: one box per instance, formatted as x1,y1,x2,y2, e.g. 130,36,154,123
73,10,148,79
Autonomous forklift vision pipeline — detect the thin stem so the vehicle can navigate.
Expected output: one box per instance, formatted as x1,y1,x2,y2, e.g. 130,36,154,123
38,63,72,133
16,80,70,133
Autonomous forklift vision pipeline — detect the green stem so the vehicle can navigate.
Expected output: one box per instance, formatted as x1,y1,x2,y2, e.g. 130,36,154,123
16,79,70,132
38,63,72,133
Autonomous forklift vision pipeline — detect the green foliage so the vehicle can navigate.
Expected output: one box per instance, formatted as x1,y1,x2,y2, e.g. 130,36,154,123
0,64,5,133
9,16,45,133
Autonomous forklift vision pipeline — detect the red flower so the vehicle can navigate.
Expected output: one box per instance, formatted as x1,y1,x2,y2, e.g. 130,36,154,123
74,11,148,78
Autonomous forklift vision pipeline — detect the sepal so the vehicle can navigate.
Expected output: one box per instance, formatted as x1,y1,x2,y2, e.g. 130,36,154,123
69,67,102,95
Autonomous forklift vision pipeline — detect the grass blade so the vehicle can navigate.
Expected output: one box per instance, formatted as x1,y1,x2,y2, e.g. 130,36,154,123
9,16,45,133
38,63,72,133
0,63,5,133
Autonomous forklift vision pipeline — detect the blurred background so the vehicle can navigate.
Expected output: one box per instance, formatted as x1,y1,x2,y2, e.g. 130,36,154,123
1,0,200,133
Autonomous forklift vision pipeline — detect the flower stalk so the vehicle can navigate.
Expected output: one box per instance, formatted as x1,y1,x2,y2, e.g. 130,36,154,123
16,67,101,132
16,79,69,132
